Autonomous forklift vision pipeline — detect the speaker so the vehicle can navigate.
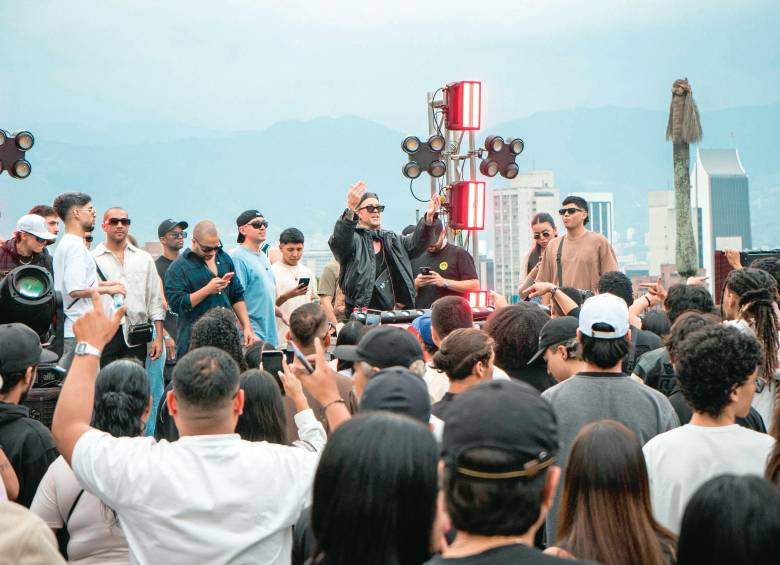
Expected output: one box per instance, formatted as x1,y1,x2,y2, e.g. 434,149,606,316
713,249,780,304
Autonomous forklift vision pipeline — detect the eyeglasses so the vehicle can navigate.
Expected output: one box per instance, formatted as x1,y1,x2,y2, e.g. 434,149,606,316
359,205,385,213
85,235,94,242
533,230,552,239
248,220,268,230
167,231,187,239
105,218,132,226
195,239,221,253
559,207,585,216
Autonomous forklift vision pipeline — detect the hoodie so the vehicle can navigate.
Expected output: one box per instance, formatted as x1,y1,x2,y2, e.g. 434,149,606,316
0,402,58,507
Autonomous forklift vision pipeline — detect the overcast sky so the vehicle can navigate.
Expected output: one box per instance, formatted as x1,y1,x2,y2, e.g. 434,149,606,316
2,0,779,134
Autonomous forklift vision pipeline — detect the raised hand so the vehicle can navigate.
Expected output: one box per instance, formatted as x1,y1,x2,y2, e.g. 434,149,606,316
347,181,367,211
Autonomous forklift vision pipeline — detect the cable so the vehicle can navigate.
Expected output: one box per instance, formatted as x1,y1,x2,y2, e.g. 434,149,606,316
409,178,430,203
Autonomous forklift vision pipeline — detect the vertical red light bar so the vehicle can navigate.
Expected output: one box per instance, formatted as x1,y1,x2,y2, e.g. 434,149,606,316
467,290,488,308
446,81,482,131
450,181,486,231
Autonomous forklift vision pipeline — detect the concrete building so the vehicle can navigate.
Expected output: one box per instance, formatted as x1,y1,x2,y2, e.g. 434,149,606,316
571,191,615,244
647,191,676,276
301,249,336,281
692,148,752,291
493,171,559,298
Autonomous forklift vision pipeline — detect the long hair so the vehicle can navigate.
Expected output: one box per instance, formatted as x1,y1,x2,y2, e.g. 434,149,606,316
189,307,248,371
766,400,780,484
311,413,438,565
557,420,676,565
724,268,779,380
235,369,286,444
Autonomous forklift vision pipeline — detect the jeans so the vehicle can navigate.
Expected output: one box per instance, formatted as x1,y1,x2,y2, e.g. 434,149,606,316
144,329,166,437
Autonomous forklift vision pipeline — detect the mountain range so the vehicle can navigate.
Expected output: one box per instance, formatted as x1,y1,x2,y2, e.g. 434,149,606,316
1,103,777,255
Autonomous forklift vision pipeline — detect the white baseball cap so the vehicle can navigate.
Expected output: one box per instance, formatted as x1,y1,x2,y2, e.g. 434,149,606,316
578,293,629,339
15,214,57,241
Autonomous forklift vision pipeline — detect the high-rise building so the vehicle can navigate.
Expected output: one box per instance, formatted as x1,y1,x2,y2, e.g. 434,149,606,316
692,148,751,289
493,171,559,298
301,249,335,281
571,191,615,244
647,191,676,276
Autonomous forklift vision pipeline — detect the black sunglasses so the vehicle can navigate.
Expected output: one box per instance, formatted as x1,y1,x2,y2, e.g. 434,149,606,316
106,217,132,226
533,230,552,239
167,231,187,238
559,207,584,216
195,239,222,253
359,205,385,213
248,220,268,230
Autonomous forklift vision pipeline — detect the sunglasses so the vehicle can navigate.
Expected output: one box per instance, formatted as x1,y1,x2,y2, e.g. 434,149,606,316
533,230,552,239
27,233,49,244
106,217,132,226
248,220,268,230
195,239,222,253
559,207,584,216
85,235,94,243
167,231,187,239
359,205,385,213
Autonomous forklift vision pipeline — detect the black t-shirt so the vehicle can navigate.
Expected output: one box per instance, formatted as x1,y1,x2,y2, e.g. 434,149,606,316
155,255,178,343
412,243,479,309
431,392,457,421
623,325,662,375
424,543,598,565
669,390,768,432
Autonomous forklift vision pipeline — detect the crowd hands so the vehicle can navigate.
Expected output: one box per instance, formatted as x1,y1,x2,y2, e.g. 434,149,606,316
1,188,780,565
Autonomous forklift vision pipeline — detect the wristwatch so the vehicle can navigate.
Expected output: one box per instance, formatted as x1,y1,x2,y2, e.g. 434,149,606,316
74,342,102,358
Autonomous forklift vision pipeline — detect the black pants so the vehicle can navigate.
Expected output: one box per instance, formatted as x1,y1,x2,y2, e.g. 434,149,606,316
100,328,147,368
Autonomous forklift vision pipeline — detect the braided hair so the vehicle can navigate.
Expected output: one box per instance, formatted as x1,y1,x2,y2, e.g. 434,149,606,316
432,328,494,381
724,268,780,380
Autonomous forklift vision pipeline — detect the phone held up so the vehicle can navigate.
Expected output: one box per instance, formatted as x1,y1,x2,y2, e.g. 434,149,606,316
261,350,295,394
297,277,310,288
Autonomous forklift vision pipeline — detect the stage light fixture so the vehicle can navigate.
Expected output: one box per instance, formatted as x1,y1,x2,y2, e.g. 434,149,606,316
480,135,524,179
0,266,57,338
449,181,486,231
402,134,446,179
446,81,482,131
0,128,34,179
467,290,489,309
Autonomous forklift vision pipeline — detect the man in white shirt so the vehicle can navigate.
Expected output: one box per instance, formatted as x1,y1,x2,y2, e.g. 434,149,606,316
93,207,165,367
51,295,351,565
272,228,317,347
643,324,775,534
52,193,125,370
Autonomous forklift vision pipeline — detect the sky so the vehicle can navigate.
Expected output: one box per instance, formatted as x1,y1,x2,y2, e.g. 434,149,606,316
2,0,779,136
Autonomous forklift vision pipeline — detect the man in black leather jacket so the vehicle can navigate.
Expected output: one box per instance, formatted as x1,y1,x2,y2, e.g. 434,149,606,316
329,181,442,313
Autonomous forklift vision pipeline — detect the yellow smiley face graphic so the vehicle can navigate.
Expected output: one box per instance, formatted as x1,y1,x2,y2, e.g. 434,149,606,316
439,261,448,271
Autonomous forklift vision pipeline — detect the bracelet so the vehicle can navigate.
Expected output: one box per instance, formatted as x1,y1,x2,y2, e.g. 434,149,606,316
321,398,346,419
644,295,652,307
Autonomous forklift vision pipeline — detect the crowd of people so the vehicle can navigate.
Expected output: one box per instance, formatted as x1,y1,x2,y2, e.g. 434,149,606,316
0,186,779,564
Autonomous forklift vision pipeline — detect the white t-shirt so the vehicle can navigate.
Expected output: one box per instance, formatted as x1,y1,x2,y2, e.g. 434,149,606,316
643,423,774,534
272,262,317,347
71,410,326,565
53,233,99,338
31,456,129,565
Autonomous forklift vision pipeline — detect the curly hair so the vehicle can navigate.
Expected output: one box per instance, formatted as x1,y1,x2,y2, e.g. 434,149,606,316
664,284,714,323
665,311,721,363
189,307,248,371
749,257,780,289
432,328,494,381
675,325,762,418
483,303,550,371
724,268,780,380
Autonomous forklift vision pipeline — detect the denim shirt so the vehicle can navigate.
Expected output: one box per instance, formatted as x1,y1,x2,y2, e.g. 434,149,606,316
164,248,244,356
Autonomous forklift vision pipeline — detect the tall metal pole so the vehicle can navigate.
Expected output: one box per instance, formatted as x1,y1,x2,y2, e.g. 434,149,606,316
426,92,437,200
468,131,481,282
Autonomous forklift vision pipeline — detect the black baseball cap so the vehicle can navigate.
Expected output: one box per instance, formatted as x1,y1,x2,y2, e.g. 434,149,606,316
528,316,579,365
333,326,423,368
236,210,264,243
359,366,431,424
158,219,189,238
0,323,58,374
442,380,558,479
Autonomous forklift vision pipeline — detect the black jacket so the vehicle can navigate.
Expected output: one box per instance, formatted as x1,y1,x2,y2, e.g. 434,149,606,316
328,210,441,309
0,402,58,507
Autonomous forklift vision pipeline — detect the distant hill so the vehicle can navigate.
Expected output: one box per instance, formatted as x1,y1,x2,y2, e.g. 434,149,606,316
1,104,777,255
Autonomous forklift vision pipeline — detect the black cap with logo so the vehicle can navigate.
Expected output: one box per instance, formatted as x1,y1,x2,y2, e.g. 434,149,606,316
333,326,423,369
236,210,264,243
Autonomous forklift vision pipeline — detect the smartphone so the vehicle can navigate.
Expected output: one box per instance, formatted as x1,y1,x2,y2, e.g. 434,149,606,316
297,277,310,288
288,341,315,374
222,272,235,282
420,267,431,275
261,351,285,394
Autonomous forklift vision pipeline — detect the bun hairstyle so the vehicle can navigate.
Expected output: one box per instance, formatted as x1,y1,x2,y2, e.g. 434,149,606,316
91,359,150,438
725,268,780,380
433,328,494,381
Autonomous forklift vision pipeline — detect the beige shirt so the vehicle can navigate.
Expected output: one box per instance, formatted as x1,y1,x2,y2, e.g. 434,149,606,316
535,231,618,292
272,262,317,346
0,500,66,565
